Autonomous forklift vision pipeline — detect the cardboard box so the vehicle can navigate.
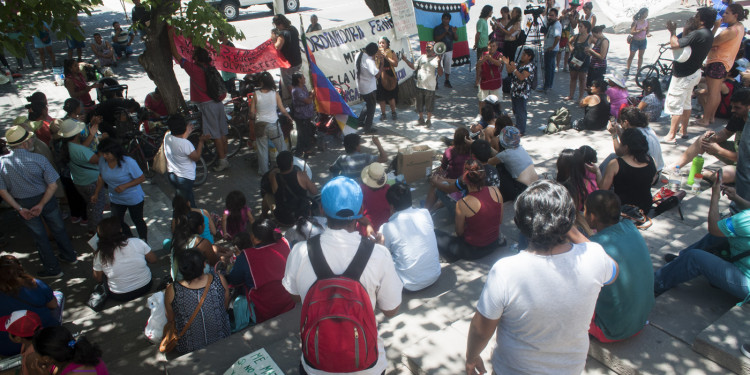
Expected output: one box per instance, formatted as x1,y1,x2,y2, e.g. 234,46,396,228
397,145,435,183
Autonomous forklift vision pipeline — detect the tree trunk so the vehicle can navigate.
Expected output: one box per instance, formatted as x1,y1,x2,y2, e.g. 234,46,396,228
138,0,185,114
363,0,390,16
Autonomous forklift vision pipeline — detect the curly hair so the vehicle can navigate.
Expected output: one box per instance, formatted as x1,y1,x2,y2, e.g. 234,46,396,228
462,159,486,189
0,255,36,295
514,180,576,251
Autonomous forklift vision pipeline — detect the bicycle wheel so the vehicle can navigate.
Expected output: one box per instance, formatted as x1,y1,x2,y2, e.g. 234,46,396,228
194,157,208,187
636,65,659,89
188,132,217,166
128,139,154,178
226,125,243,159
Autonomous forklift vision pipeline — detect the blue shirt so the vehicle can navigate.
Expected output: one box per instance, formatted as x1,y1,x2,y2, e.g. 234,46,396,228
0,280,58,356
98,156,145,205
0,149,60,199
433,23,455,51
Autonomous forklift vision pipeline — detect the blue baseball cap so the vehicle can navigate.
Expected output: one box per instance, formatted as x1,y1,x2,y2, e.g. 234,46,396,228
321,176,363,220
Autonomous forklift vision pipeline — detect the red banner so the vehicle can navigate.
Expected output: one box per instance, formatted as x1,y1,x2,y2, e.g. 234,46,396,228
173,34,291,74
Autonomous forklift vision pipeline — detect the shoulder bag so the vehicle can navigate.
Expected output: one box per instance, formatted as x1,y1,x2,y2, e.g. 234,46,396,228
159,274,213,353
152,132,169,175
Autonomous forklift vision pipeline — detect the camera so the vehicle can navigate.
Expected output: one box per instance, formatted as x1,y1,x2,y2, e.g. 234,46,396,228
524,5,545,16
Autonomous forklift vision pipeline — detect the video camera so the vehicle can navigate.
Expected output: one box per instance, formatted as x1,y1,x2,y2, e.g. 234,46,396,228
524,5,545,17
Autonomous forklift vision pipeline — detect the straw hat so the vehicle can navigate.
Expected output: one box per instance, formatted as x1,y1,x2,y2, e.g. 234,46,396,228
59,119,85,138
5,126,31,146
361,162,387,189
605,71,627,89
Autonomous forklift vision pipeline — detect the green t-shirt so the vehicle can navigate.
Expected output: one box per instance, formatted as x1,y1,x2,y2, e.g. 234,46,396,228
68,142,100,186
476,18,489,49
719,209,750,278
591,220,655,340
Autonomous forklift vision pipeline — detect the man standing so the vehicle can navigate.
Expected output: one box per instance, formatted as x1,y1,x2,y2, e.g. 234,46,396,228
273,15,303,102
433,12,457,88
111,21,135,58
402,42,443,126
356,43,382,134
0,126,77,279
585,190,654,342
283,176,402,375
541,8,562,93
663,7,716,143
169,31,230,172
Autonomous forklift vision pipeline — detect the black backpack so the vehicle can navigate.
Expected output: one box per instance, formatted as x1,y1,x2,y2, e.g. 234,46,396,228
202,65,227,102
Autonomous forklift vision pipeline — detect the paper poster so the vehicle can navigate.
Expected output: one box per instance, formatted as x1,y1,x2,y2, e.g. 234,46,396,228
223,348,283,375
388,0,419,39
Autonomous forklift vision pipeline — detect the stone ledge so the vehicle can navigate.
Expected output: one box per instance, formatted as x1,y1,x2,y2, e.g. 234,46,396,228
693,304,750,375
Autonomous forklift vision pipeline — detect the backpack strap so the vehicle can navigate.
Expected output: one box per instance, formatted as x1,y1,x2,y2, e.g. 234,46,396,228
307,235,335,280
342,237,374,281
307,234,374,281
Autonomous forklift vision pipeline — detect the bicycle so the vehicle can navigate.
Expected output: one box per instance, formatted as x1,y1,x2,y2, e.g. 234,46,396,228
182,103,243,166
635,43,673,89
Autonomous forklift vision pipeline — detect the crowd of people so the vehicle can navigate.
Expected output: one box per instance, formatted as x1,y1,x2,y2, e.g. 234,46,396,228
3,1,750,374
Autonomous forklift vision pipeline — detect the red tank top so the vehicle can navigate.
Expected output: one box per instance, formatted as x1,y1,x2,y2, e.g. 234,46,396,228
243,239,295,323
462,187,502,247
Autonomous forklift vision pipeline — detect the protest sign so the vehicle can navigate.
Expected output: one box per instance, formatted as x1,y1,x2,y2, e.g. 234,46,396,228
173,34,290,74
307,13,413,104
223,348,283,375
388,0,418,39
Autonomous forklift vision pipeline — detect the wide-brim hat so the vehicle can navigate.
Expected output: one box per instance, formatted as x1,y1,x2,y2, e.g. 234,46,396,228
321,176,363,220
60,118,85,138
499,126,521,149
12,116,28,126
605,71,627,89
5,126,31,146
361,162,387,189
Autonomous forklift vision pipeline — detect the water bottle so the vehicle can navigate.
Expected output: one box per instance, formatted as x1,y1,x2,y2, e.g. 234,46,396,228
669,166,682,191
687,155,704,186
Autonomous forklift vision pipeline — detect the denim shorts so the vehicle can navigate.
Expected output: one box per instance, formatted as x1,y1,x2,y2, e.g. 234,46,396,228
630,38,647,52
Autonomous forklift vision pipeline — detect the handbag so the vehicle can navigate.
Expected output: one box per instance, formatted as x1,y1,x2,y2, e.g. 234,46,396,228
87,283,108,312
627,35,633,44
380,68,398,91
620,204,652,230
159,274,213,353
152,133,169,175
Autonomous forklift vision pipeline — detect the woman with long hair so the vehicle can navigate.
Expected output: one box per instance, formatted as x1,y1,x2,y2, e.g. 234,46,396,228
556,148,597,211
63,59,99,113
376,36,400,121
221,190,255,240
638,76,665,122
92,138,148,241
586,25,609,87
626,8,650,77
172,211,219,282
291,72,316,156
171,195,216,244
499,7,523,60
0,255,61,356
565,21,592,101
33,326,107,374
25,92,55,147
575,80,610,131
250,71,293,175
698,4,747,126
226,219,294,323
600,128,657,212
93,217,156,301
425,127,472,211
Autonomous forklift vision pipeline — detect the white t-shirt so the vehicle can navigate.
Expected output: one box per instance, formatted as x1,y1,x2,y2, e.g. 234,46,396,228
164,134,196,180
282,228,403,375
638,127,665,171
544,21,563,51
477,242,616,375
358,54,379,96
381,207,441,291
283,216,327,247
415,54,440,91
93,238,153,294
255,90,279,123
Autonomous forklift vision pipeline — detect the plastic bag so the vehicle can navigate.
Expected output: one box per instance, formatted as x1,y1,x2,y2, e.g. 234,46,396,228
144,291,167,344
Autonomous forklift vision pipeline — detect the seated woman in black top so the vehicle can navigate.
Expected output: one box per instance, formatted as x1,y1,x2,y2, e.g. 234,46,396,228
598,128,656,213
574,80,610,131
268,151,318,226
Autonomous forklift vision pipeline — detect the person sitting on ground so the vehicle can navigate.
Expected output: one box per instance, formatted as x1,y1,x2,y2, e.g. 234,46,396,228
171,195,215,244
425,127,472,211
329,133,387,179
267,151,318,226
672,88,750,184
598,128,657,213
226,219,294,323
172,211,220,282
144,87,167,119
0,256,60,357
110,21,134,58
401,41,443,126
600,106,664,182
282,199,327,248
165,249,230,354
379,182,441,292
465,180,617,375
655,171,750,300
358,162,391,237
91,96,140,139
221,190,254,240
90,33,116,67
606,71,629,119
0,310,42,375
637,76,665,122
487,126,539,202
92,217,157,301
574,79,610,131
33,326,108,374
585,190,654,343
435,159,504,262
557,148,597,211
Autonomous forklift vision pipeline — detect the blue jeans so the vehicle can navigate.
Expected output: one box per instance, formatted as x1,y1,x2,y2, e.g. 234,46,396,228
359,91,377,130
654,234,750,300
511,96,528,134
543,50,557,90
16,195,76,274
168,173,196,208
112,42,132,57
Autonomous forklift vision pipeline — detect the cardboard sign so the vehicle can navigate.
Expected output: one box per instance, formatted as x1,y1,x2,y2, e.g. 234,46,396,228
223,348,283,375
397,145,435,183
388,0,418,39
307,13,413,105
173,35,291,74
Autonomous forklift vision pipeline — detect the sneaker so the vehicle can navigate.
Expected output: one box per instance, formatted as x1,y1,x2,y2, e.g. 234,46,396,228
741,343,750,359
70,216,81,224
212,159,229,172
425,119,432,126
664,253,678,263
418,118,425,125
79,219,88,227
444,81,452,88
380,113,386,121
37,270,63,279
391,112,397,120
60,257,78,265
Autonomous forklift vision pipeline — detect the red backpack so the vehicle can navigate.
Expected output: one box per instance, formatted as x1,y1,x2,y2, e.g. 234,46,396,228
300,235,378,372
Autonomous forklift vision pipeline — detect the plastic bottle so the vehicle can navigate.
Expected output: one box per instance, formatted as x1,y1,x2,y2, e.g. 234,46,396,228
669,166,682,191
687,155,704,185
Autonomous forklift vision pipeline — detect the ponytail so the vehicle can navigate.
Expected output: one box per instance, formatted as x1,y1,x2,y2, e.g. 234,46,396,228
33,327,102,367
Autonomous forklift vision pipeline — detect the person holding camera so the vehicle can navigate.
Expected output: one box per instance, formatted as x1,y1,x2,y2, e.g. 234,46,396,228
541,8,562,93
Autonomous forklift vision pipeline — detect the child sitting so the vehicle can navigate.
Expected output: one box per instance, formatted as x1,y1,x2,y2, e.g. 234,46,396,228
0,310,42,375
